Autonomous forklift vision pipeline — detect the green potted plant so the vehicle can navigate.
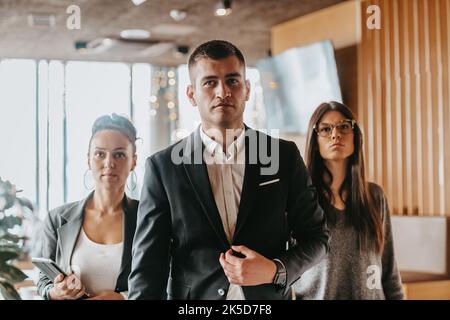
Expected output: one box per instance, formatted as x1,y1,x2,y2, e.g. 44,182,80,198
0,177,34,300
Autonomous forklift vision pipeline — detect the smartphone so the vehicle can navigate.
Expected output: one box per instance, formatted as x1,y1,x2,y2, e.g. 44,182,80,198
32,257,90,299
31,257,67,281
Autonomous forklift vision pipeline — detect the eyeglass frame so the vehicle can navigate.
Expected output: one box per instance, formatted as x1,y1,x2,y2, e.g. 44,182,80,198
313,119,357,138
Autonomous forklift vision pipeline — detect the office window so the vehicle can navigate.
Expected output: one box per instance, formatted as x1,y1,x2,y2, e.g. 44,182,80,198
0,59,166,212
65,61,131,203
47,61,65,211
131,63,152,200
0,59,37,204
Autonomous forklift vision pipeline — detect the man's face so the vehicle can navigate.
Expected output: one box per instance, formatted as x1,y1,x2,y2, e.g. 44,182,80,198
187,56,250,131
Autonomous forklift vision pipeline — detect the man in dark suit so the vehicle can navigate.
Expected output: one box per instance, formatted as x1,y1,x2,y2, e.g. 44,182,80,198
128,40,329,300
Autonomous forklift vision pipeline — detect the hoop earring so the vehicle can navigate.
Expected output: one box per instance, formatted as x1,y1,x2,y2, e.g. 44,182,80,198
83,169,94,190
126,170,137,191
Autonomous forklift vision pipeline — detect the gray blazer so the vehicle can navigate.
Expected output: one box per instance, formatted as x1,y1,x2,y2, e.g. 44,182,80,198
36,192,138,299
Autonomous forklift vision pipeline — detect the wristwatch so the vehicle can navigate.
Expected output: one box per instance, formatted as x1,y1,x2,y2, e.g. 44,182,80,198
272,259,287,287
119,291,128,300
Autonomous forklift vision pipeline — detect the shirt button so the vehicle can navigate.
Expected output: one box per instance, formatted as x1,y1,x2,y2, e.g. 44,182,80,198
218,288,226,296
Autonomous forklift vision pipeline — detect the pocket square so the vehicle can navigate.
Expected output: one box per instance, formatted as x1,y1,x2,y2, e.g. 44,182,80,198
259,178,280,186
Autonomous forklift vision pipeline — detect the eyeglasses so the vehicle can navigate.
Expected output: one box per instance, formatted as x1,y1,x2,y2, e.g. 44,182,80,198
313,119,356,138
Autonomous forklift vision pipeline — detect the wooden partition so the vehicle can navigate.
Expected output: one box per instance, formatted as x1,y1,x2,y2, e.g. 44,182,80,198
358,0,450,216
271,1,361,126
271,1,360,54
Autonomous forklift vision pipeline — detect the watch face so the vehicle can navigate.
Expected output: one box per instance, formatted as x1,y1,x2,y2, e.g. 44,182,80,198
273,260,287,285
277,272,286,285
274,271,286,285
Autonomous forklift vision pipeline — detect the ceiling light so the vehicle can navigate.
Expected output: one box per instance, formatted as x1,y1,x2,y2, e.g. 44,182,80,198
88,38,114,52
173,45,189,59
120,29,151,40
75,38,115,54
215,0,232,17
170,9,187,21
27,13,56,27
131,0,147,6
177,45,189,55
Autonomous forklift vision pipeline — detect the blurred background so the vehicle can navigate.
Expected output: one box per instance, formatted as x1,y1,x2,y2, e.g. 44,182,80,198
0,0,449,299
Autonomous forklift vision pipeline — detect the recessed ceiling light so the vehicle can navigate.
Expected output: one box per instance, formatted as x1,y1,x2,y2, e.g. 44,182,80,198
215,0,232,17
131,0,147,6
75,38,115,53
27,13,56,27
170,9,187,21
120,29,151,40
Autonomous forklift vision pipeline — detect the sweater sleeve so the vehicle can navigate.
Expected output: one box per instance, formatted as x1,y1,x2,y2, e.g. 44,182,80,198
378,188,405,300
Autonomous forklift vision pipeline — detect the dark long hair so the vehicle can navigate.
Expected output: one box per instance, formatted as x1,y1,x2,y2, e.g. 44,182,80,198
305,101,384,254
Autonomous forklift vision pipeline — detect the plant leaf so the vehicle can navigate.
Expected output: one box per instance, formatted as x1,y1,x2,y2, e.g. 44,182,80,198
0,234,24,243
0,249,20,264
0,178,16,212
0,264,28,283
0,278,22,300
0,242,21,251
0,215,22,229
16,198,34,212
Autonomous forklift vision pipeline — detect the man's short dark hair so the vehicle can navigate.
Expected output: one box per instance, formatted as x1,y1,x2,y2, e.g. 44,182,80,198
188,40,246,71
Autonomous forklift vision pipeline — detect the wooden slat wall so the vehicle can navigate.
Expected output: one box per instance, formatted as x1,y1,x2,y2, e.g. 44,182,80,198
358,0,450,216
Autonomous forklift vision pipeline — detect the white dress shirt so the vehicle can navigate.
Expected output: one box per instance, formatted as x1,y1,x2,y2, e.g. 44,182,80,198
200,126,246,300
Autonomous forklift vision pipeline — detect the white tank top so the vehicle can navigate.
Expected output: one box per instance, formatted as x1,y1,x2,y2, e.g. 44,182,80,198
71,228,123,296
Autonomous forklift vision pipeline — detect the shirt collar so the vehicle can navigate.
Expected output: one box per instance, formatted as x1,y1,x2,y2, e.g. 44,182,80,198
199,125,245,161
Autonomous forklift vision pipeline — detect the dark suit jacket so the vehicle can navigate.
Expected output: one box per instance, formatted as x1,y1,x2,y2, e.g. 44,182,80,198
128,127,329,300
37,192,138,299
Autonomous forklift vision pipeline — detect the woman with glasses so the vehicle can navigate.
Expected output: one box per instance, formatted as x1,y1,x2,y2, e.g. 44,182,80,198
37,114,139,300
293,101,404,299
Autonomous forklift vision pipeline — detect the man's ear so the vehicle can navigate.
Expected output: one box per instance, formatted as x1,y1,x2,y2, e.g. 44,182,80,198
186,85,197,107
245,79,251,101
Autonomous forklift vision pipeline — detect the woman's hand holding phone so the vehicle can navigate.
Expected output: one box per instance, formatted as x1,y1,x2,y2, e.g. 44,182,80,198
48,273,88,300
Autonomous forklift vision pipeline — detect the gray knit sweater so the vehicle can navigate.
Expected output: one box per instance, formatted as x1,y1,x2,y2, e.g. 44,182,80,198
293,183,404,300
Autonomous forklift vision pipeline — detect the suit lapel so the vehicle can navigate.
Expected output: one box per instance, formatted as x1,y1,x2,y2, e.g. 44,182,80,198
57,194,92,272
182,128,229,250
233,129,260,241
118,196,137,277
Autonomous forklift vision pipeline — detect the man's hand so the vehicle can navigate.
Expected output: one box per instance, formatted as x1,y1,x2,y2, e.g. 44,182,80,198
219,245,277,286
